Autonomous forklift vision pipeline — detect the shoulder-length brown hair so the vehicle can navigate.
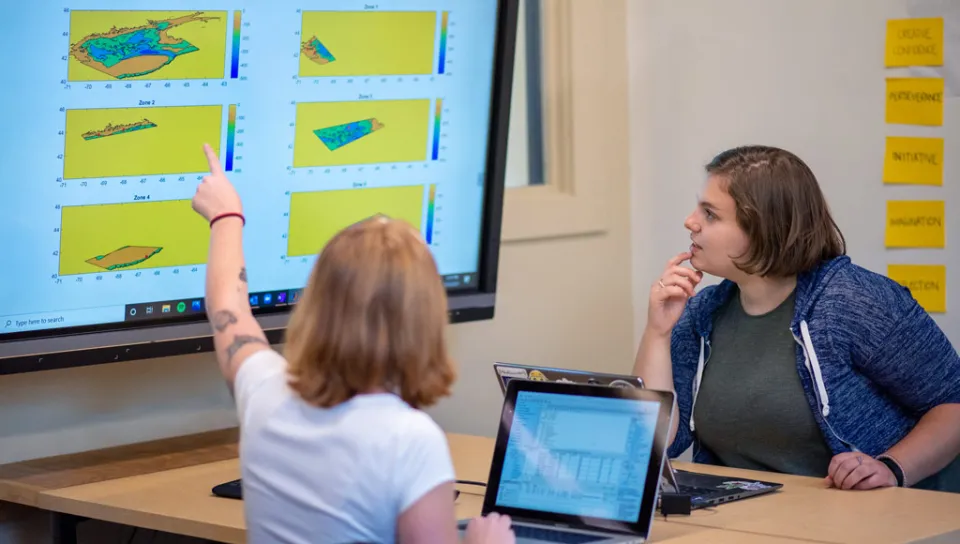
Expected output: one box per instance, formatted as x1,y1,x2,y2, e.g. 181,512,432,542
706,145,846,277
284,215,455,409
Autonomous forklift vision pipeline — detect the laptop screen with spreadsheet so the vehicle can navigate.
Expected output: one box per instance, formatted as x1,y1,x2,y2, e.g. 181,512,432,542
494,390,658,522
481,380,673,537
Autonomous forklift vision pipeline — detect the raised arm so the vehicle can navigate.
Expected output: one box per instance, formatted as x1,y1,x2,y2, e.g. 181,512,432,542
192,144,270,390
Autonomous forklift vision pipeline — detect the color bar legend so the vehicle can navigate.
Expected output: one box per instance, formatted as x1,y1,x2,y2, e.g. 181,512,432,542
225,104,237,171
437,11,449,74
425,184,437,244
230,11,242,79
431,99,443,160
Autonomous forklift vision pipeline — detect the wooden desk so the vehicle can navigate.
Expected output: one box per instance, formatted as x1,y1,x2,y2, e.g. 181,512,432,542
0,428,239,508
37,459,811,544
666,461,960,544
2,429,959,543
447,435,960,543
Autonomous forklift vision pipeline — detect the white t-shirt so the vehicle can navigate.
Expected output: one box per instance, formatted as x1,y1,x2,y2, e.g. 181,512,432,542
234,349,456,544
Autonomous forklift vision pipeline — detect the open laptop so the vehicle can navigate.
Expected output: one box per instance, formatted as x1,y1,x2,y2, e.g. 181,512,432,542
493,362,644,394
492,362,782,509
459,378,675,543
659,456,781,509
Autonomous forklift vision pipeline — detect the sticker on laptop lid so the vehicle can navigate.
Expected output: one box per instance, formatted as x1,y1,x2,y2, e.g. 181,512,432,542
717,480,773,491
528,370,547,381
496,366,529,380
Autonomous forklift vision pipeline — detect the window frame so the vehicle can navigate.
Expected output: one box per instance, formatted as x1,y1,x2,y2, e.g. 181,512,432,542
501,0,613,242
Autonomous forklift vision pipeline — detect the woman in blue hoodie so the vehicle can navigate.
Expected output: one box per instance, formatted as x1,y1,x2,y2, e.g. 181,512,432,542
634,145,960,492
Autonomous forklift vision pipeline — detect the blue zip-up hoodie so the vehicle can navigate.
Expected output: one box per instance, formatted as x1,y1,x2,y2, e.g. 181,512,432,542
668,255,960,489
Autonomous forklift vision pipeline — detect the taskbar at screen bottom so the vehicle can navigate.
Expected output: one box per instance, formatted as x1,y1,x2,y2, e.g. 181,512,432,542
123,273,477,323
124,288,300,323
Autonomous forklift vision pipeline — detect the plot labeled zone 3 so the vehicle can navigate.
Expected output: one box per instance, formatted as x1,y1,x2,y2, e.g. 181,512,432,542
287,186,424,257
68,10,228,81
293,100,430,168
64,105,223,180
298,11,436,77
59,199,209,276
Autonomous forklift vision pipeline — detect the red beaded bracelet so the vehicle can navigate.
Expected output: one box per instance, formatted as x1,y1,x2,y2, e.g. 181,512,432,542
209,212,245,227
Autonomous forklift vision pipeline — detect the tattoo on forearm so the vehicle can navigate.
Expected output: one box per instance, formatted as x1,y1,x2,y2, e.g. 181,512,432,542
211,310,238,332
237,267,249,294
226,334,268,362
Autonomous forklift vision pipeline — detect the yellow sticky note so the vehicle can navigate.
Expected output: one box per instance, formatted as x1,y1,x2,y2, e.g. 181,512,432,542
886,78,944,126
883,137,944,185
888,264,947,313
885,200,945,248
886,18,944,67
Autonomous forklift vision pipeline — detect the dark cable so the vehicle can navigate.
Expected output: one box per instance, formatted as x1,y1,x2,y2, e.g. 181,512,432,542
455,479,487,487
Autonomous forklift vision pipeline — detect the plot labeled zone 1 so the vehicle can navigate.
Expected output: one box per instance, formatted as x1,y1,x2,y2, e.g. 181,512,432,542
287,186,424,257
293,99,430,168
298,11,436,77
68,10,228,81
314,118,384,151
64,105,222,180
59,199,209,276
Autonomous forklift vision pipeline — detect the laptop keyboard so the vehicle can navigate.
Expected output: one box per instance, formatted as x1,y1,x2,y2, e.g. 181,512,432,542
512,525,609,543
678,484,721,497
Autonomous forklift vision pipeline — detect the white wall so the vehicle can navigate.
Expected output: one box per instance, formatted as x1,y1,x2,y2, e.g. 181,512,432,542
628,0,959,345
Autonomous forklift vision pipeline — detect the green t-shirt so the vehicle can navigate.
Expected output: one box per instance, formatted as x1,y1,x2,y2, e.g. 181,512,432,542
693,287,834,477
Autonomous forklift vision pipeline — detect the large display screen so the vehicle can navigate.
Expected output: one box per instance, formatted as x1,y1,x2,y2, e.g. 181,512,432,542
0,1,508,346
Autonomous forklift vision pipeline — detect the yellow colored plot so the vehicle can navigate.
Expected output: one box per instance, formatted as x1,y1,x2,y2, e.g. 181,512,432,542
298,11,436,77
293,100,430,168
64,105,222,180
59,200,209,276
68,10,228,81
287,186,424,257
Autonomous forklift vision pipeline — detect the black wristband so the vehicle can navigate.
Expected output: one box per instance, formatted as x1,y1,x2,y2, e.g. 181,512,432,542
878,456,905,487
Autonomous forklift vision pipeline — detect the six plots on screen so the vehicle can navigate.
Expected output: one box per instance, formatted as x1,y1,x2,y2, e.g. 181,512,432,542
0,2,503,338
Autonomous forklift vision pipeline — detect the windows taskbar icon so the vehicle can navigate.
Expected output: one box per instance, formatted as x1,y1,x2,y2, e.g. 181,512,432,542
124,289,304,322
125,297,205,321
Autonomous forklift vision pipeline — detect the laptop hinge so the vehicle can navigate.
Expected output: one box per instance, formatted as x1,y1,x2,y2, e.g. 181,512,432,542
510,517,640,537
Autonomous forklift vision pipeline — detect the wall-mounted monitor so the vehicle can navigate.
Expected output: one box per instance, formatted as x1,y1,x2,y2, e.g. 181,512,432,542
0,0,518,374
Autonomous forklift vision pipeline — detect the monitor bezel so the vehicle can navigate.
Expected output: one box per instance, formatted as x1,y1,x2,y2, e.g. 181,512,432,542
0,0,518,375
482,380,674,538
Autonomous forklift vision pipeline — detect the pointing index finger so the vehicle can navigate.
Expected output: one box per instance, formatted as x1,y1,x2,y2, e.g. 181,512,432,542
203,143,223,175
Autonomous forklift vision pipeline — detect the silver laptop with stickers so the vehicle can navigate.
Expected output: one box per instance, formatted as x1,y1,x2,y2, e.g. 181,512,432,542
492,362,644,394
